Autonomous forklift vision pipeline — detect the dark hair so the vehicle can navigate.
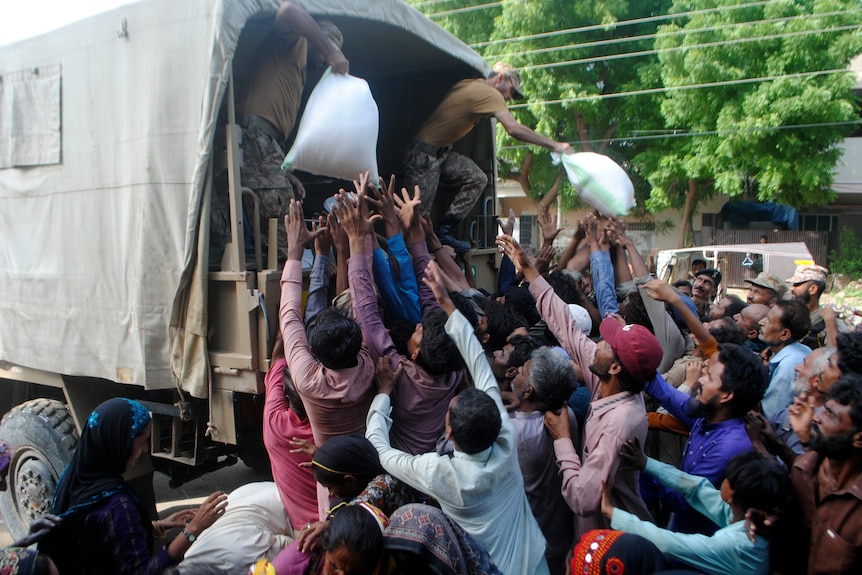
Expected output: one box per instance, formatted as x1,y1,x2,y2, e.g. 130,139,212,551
692,258,706,267
773,300,811,342
709,318,746,345
311,434,384,491
718,344,768,416
611,352,644,394
725,452,789,513
448,389,501,454
837,332,862,376
321,505,383,573
622,290,654,334
828,373,862,430
719,294,748,318
388,319,415,358
546,270,580,305
481,299,528,352
811,280,826,297
308,308,363,370
672,280,692,290
502,285,541,326
283,368,307,421
449,291,479,328
528,347,578,411
506,335,543,369
417,309,462,375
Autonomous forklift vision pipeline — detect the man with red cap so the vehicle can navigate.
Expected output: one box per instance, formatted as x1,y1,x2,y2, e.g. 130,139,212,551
497,234,655,539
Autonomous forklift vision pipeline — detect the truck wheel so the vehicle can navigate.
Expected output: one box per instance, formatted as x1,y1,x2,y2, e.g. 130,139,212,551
0,399,78,541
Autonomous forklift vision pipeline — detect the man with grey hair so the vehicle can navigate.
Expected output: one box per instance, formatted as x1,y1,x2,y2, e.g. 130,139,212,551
212,1,349,261
404,62,573,253
766,346,836,454
509,346,579,575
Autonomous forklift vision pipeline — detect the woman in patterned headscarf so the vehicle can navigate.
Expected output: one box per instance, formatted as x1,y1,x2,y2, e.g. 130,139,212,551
38,398,228,575
0,547,59,575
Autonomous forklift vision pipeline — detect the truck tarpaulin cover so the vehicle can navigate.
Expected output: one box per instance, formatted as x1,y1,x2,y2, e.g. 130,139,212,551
0,0,484,396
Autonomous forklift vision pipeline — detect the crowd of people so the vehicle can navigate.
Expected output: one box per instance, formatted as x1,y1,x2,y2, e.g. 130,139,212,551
6,169,861,574
3,1,862,573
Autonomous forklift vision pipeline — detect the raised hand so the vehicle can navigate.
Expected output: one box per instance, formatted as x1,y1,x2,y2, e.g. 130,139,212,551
285,200,325,261
642,278,682,304
365,174,401,238
538,208,562,246
393,185,422,232
497,208,516,237
495,234,535,278
313,215,332,257
422,261,455,315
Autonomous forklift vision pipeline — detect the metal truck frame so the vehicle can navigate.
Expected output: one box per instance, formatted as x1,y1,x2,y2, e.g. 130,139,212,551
0,0,500,539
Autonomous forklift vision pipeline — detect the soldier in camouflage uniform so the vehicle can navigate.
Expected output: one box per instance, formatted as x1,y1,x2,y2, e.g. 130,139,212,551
404,62,572,253
209,2,348,266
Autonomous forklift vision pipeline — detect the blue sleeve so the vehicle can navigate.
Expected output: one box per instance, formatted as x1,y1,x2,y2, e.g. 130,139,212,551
497,255,516,295
643,374,696,429
590,250,619,317
386,234,422,324
304,254,331,327
372,246,408,321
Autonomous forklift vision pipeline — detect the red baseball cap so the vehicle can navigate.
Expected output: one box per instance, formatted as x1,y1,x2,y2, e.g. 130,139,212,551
599,318,663,382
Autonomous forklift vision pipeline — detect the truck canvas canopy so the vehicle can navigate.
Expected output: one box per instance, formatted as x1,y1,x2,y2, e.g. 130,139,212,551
0,0,489,394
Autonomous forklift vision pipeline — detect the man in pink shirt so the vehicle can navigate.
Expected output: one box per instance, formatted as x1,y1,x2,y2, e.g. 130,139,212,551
279,199,377,447
263,332,318,532
497,234,654,539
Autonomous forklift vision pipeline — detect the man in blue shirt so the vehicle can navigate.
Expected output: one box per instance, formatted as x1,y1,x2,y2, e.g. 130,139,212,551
643,343,768,534
758,299,811,417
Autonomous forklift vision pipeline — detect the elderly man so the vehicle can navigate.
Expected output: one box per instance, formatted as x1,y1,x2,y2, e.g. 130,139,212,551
751,374,862,574
745,272,787,306
405,63,572,252
758,299,811,416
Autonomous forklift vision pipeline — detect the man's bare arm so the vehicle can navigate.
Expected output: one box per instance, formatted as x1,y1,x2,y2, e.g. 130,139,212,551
494,108,572,155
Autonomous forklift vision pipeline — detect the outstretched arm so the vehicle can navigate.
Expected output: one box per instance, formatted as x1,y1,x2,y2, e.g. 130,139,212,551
494,108,572,155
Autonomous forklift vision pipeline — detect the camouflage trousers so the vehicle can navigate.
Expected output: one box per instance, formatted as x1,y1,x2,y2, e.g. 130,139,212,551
403,140,488,222
210,127,295,264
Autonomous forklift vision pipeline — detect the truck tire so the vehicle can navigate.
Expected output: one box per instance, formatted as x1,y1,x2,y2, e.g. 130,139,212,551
0,399,78,541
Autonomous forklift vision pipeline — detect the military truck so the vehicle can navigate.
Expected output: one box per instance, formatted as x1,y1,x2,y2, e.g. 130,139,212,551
0,0,501,539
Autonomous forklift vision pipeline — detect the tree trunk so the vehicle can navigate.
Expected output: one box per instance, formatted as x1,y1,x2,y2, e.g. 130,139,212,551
518,152,533,196
537,172,563,213
679,178,697,248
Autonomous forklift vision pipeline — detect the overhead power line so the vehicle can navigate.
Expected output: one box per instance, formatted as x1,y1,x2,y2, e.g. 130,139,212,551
487,9,860,62
497,120,862,149
517,24,862,72
508,68,852,109
467,0,775,48
427,1,503,18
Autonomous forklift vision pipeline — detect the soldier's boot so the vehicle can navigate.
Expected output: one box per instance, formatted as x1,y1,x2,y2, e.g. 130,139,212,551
434,214,472,253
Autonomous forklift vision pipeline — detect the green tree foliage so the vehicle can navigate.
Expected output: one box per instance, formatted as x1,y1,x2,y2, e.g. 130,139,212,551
409,0,862,223
636,0,862,213
830,226,862,277
408,0,672,207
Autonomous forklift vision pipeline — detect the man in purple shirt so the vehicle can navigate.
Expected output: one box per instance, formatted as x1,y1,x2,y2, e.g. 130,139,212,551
643,345,767,534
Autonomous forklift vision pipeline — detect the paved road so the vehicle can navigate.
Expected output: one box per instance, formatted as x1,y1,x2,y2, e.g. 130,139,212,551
0,459,270,547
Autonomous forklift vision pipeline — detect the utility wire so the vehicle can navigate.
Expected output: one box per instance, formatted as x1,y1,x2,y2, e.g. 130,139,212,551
487,9,860,62
516,24,862,72
509,67,852,109
468,0,775,48
427,1,503,18
498,120,862,149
